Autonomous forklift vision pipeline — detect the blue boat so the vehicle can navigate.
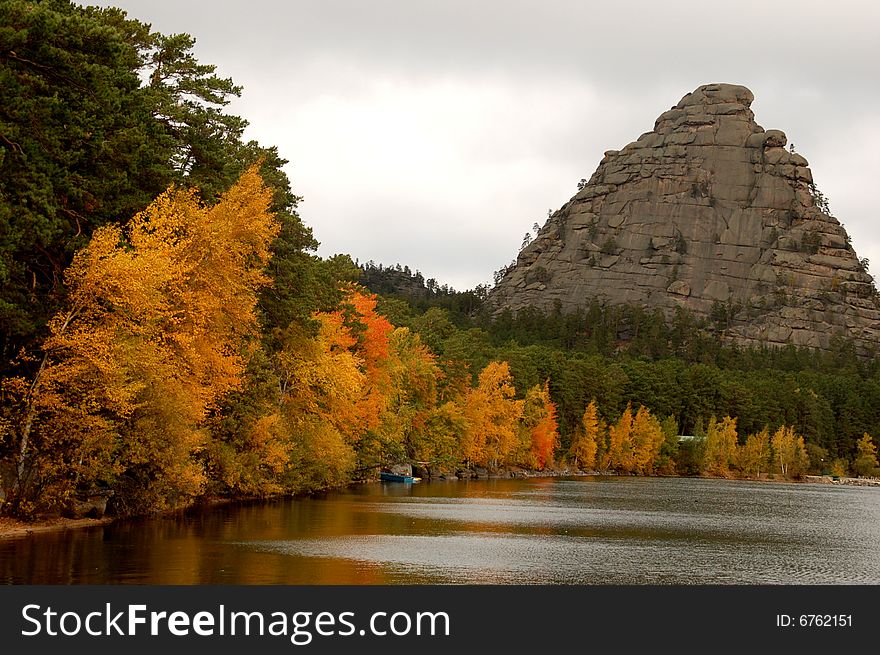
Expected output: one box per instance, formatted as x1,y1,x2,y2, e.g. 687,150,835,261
380,472,420,483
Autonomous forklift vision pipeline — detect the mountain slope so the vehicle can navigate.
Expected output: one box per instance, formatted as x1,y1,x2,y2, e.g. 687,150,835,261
489,83,879,355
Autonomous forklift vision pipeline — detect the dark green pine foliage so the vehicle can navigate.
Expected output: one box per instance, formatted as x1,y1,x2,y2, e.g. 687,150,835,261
1,0,349,368
0,0,170,361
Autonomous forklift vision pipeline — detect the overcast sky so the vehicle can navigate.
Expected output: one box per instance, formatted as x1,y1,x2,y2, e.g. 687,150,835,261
89,0,880,290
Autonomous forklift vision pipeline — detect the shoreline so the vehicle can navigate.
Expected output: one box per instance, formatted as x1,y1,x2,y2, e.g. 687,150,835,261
2,471,877,541
0,516,113,540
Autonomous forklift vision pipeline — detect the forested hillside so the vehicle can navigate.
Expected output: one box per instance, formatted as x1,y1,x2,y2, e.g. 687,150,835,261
360,263,880,477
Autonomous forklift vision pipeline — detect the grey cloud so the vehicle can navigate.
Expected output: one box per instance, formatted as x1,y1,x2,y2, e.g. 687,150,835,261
90,0,880,287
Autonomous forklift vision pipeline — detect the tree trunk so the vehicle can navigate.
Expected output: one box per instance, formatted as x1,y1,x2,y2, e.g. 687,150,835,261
12,306,79,502
13,352,48,498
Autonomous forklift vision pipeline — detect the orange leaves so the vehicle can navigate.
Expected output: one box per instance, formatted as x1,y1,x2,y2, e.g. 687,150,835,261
346,292,393,378
273,290,445,476
307,290,396,438
522,383,559,470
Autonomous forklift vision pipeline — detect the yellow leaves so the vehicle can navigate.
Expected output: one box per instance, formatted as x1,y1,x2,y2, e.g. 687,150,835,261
409,401,465,466
770,425,809,478
287,417,356,492
12,166,280,512
387,327,439,410
853,433,878,479
857,433,876,452
570,399,601,470
50,164,280,413
604,403,664,474
275,294,443,475
461,361,524,467
608,403,634,473
702,416,739,476
248,414,290,475
738,428,770,478
277,315,366,441
856,433,878,462
829,458,849,478
631,405,664,475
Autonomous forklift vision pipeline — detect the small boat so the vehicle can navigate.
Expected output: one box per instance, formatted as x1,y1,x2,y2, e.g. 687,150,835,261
380,472,420,483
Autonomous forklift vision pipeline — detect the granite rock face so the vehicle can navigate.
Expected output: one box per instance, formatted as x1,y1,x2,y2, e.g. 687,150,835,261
489,83,880,355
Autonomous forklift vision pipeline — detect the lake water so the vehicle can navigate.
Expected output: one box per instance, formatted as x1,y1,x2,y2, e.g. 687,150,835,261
2,476,879,584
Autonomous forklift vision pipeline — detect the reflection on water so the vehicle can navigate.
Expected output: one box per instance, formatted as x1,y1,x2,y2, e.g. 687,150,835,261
2,476,879,584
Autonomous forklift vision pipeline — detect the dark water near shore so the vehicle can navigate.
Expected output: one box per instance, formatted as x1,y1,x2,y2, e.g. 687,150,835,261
3,476,880,584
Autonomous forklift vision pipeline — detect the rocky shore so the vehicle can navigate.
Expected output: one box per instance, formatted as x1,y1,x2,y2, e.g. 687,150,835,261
803,475,880,487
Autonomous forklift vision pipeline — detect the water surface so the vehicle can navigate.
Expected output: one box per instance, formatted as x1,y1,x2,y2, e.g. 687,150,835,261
2,476,879,584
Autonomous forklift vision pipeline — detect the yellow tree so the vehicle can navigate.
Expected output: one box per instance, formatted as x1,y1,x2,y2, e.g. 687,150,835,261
275,312,365,480
631,406,664,475
830,458,849,478
570,400,601,471
297,310,373,440
853,433,879,477
8,166,278,514
770,426,809,479
595,414,612,471
375,326,441,467
461,362,523,468
702,416,739,476
737,428,771,478
608,403,635,473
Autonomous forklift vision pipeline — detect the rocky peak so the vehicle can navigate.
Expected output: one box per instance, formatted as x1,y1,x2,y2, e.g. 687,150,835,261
489,83,879,355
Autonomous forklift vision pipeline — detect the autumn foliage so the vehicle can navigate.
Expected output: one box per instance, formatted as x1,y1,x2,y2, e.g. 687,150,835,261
522,383,559,469
0,167,837,519
570,400,600,470
461,362,524,467
3,167,278,514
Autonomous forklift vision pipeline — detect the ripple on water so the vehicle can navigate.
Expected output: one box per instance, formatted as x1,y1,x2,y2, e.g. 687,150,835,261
239,519,880,585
